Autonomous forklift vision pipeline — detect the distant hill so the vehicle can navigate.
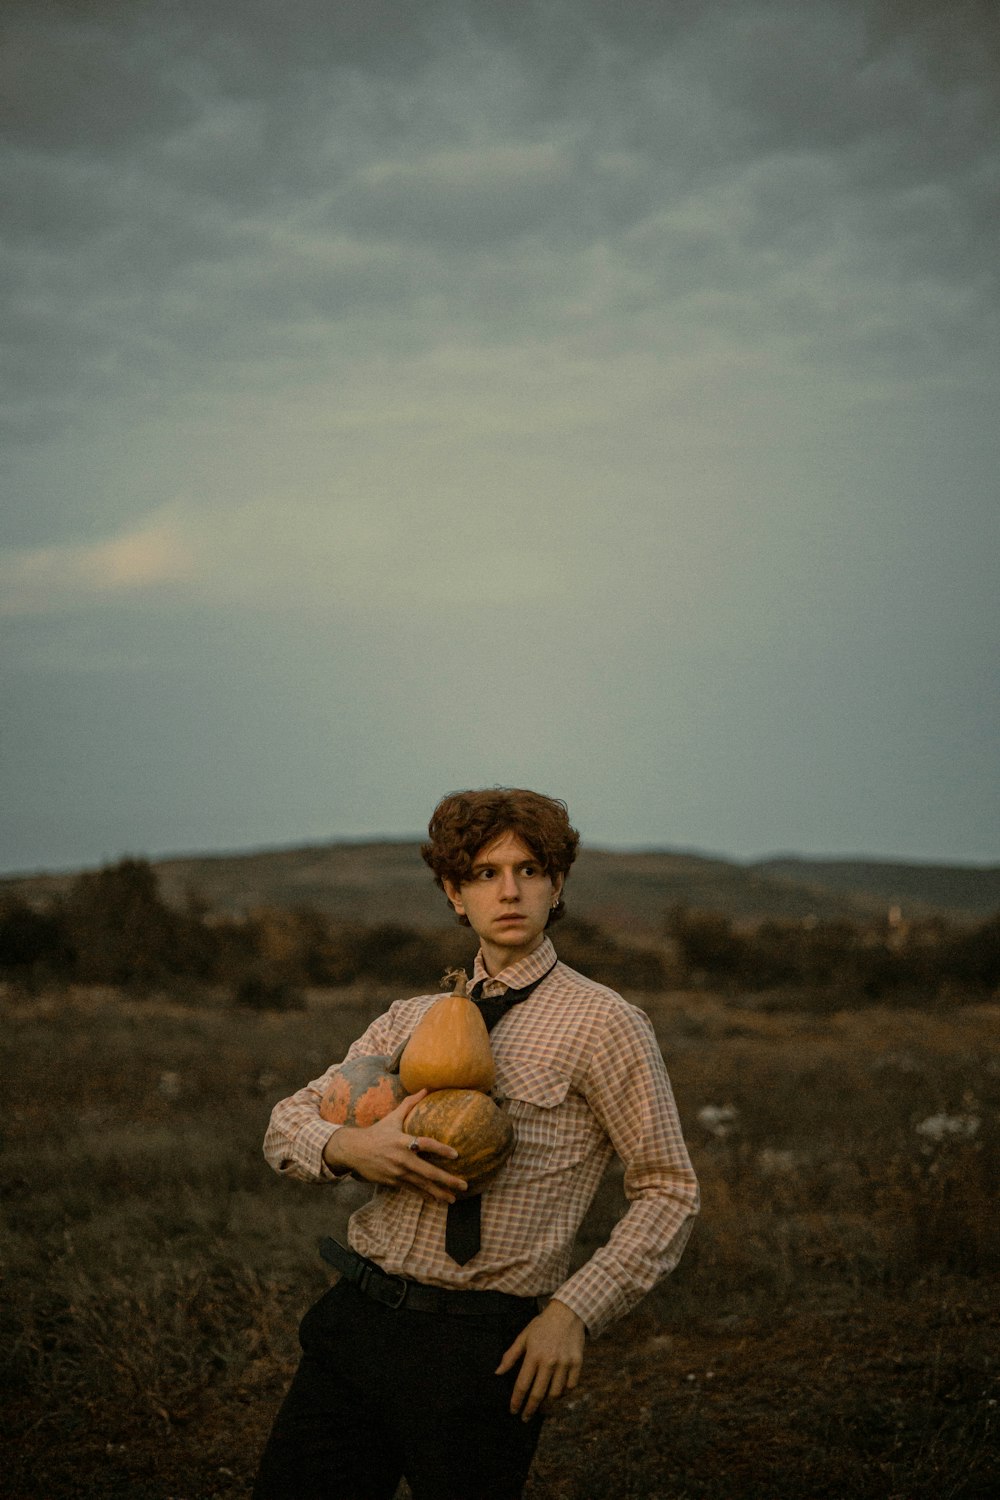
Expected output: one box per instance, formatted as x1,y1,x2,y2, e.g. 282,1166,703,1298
754,857,1000,922
4,841,996,937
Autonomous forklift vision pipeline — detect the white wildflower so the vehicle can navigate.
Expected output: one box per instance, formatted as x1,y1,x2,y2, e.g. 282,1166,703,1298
914,1112,980,1143
158,1070,183,1099
697,1104,739,1139
873,1050,922,1074
757,1148,800,1176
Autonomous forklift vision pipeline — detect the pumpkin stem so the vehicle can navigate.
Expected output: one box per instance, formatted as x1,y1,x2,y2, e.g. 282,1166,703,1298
386,1036,408,1074
442,967,469,998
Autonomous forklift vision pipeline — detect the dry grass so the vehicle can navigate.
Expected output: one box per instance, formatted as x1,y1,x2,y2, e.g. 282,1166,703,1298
2,984,998,1498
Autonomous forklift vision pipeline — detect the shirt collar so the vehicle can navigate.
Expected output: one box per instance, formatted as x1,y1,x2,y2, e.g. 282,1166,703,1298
471,935,557,994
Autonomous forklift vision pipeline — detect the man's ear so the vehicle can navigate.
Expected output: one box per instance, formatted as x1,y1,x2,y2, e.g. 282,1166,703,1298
442,878,465,916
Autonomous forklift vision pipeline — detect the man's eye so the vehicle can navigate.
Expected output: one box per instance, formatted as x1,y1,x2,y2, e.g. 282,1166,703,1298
520,865,538,877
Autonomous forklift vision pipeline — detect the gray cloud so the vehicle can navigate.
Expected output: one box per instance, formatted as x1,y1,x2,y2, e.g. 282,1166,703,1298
4,1,996,392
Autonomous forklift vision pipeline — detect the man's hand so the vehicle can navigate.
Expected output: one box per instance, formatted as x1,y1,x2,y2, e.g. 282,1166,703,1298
322,1091,467,1204
496,1298,586,1422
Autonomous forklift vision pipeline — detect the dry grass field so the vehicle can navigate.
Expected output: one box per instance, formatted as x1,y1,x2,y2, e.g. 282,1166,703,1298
2,982,997,1499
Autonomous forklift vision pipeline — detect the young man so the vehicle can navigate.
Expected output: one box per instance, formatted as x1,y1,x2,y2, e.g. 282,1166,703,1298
253,788,698,1500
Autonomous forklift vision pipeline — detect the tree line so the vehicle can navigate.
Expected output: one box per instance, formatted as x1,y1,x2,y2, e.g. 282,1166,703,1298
0,858,996,1006
0,858,664,1005
667,904,1000,1000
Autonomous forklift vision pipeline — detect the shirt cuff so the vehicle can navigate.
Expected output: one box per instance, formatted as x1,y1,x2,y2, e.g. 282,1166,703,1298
291,1117,345,1181
547,1269,630,1341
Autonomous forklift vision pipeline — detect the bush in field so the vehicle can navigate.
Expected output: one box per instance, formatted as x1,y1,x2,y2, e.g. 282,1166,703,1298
0,897,73,985
667,906,747,981
554,917,667,990
0,860,216,993
63,858,224,992
0,859,250,996
934,911,1000,992
233,975,307,1011
314,921,466,986
667,903,1000,1000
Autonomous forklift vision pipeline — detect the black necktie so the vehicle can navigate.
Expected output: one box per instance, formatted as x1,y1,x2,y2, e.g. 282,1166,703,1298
445,958,558,1265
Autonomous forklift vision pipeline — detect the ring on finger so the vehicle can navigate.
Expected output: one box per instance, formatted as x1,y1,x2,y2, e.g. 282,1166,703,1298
407,1137,421,1152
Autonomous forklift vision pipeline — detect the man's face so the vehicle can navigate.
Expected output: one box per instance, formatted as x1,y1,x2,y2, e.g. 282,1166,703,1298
443,831,563,968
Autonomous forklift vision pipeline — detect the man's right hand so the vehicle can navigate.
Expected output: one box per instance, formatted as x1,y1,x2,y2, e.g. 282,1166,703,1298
322,1090,467,1204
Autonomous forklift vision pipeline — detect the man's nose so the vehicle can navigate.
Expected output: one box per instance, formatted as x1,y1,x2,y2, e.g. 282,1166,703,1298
499,870,520,898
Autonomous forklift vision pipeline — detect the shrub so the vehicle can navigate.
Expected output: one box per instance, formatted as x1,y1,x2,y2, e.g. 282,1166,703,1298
61,858,210,993
554,917,667,990
0,896,73,982
233,975,306,1011
667,903,1000,1000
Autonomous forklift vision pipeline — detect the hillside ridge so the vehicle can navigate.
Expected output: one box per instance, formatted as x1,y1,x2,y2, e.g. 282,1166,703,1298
3,840,997,934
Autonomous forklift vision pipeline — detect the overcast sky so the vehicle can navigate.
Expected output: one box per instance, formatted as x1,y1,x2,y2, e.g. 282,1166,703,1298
2,0,998,876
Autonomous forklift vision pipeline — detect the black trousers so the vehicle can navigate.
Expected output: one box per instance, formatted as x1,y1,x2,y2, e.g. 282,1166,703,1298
252,1279,545,1500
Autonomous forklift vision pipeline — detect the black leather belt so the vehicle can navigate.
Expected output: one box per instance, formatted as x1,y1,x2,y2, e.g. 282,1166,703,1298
319,1237,539,1318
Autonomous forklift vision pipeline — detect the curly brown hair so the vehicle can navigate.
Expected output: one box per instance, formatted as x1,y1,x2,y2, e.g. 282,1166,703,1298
421,787,581,927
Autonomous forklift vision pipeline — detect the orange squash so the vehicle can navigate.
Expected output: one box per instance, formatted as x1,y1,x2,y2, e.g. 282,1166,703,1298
319,1039,407,1128
398,969,495,1094
404,1088,514,1198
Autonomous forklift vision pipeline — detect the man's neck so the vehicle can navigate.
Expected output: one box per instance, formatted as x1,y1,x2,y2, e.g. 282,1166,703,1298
479,932,546,977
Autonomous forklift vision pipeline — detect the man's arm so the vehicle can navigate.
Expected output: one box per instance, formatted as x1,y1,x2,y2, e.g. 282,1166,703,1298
546,1003,699,1340
262,1002,407,1182
494,1003,697,1417
322,1091,467,1204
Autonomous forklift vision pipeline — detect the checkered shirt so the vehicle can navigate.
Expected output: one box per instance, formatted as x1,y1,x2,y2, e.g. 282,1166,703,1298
262,936,699,1338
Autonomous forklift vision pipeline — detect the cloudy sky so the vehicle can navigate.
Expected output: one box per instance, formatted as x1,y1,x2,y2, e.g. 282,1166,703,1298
2,0,998,875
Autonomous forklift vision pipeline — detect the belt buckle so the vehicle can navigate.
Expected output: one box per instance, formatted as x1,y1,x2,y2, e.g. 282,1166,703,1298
381,1272,409,1310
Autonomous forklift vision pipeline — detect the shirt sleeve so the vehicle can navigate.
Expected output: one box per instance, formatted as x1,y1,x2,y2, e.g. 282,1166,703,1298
262,1006,402,1183
549,1003,699,1339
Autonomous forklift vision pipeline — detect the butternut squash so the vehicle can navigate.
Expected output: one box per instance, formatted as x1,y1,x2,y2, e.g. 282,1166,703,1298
398,969,494,1094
